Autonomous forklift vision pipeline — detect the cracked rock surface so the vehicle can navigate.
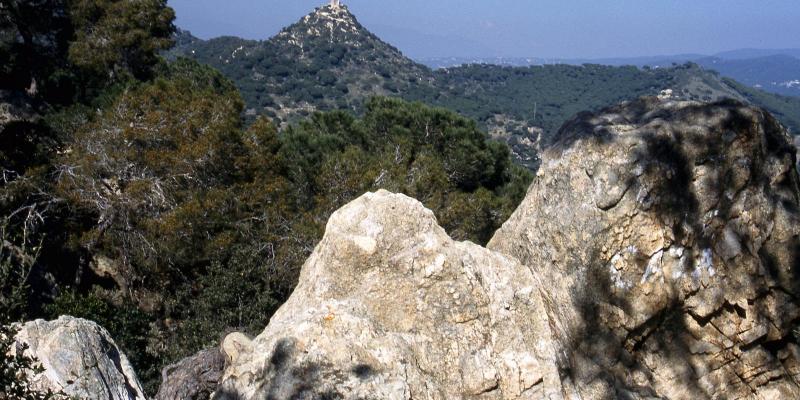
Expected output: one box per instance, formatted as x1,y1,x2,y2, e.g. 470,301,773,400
215,190,563,399
490,98,800,399
12,316,147,400
215,98,800,399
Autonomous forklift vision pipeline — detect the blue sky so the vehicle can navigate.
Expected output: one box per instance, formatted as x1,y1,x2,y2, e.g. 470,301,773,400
168,0,800,59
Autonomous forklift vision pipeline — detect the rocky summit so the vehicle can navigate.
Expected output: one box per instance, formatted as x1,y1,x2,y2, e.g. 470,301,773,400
7,1,800,399
212,98,800,399
215,190,563,399
167,3,431,126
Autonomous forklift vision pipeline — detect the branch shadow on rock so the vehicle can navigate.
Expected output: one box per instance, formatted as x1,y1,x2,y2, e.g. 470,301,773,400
213,338,380,400
550,98,800,398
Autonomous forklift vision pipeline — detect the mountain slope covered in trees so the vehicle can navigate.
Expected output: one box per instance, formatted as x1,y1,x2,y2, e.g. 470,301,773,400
166,5,432,124
422,51,800,99
170,4,800,169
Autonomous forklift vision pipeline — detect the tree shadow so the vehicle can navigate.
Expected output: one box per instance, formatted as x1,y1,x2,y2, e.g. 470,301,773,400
543,97,800,398
213,338,377,400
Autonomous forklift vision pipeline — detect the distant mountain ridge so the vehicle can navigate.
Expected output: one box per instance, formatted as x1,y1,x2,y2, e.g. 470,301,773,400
420,48,800,68
421,49,800,98
695,55,800,97
169,4,800,169
714,48,800,60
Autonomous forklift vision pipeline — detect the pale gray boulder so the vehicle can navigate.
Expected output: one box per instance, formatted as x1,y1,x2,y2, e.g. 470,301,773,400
12,316,147,400
215,190,564,399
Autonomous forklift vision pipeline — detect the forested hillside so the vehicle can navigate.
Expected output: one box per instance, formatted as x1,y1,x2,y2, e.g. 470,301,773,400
171,5,800,169
166,5,432,124
1,1,529,394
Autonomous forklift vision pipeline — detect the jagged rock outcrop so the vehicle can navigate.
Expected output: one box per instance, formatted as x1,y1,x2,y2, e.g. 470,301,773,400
215,98,800,399
489,98,800,399
215,190,565,399
156,348,226,400
11,316,147,400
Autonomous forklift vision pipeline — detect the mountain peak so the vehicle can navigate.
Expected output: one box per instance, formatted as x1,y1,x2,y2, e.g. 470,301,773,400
276,2,362,43
313,3,357,26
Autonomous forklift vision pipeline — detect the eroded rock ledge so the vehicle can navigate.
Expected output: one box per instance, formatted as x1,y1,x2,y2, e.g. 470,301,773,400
214,99,800,400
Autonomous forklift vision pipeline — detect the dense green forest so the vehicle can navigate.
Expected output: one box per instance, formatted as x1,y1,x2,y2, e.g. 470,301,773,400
1,0,530,394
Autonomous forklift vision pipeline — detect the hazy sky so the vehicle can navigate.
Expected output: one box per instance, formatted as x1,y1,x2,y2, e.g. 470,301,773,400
168,0,800,59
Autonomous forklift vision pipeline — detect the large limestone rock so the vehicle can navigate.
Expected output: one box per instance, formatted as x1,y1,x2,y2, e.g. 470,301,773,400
490,98,800,399
215,190,564,399
215,98,800,399
11,316,147,400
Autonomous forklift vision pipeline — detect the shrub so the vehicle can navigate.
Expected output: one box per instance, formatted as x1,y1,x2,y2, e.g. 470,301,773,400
0,323,58,400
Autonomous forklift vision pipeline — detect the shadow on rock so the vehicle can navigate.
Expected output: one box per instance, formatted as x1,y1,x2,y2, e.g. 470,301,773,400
490,97,800,398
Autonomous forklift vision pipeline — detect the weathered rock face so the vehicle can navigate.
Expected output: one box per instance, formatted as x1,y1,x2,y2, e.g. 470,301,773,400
156,348,225,400
215,190,565,399
215,98,800,400
489,98,800,399
12,316,147,400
